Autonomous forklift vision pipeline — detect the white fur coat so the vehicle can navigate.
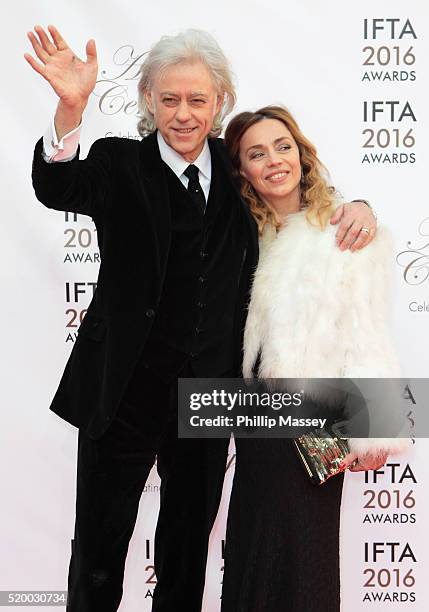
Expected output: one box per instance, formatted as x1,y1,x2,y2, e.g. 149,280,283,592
243,210,409,458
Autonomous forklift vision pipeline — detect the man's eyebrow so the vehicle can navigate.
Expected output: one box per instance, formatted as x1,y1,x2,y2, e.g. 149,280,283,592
159,91,209,97
246,136,292,153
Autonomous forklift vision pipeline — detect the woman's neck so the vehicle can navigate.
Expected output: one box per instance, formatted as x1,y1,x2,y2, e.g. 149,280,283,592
268,192,302,225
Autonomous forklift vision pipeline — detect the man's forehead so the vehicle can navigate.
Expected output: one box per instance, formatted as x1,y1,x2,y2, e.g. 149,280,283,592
153,61,217,92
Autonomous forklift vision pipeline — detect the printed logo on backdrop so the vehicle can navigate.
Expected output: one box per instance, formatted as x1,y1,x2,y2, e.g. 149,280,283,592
361,18,417,165
396,217,429,286
65,277,97,343
143,539,156,600
361,453,418,603
396,216,429,316
363,539,417,603
355,338,419,604
93,45,146,140
63,213,98,343
357,18,419,608
359,385,418,604
64,212,99,265
362,18,416,83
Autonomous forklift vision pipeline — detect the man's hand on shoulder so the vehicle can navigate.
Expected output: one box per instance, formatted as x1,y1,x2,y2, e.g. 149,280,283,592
330,201,377,251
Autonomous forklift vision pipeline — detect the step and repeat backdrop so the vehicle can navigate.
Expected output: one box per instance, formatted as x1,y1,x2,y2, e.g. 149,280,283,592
1,0,428,610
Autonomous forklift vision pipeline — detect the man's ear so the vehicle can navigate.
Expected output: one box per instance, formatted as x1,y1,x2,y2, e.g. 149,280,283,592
145,91,154,114
215,93,224,116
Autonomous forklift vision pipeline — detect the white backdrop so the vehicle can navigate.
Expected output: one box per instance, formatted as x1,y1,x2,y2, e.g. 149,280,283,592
1,0,428,610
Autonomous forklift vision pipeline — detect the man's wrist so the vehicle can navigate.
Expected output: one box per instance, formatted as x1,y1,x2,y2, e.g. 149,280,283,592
54,100,86,142
350,199,377,221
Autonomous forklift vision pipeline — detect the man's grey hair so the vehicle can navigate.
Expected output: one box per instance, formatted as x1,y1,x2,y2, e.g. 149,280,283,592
137,29,236,138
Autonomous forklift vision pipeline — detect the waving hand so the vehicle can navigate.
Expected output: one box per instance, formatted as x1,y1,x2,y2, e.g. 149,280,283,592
24,25,98,138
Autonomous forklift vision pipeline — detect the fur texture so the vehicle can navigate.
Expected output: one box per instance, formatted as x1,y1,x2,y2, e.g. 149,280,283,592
243,211,410,458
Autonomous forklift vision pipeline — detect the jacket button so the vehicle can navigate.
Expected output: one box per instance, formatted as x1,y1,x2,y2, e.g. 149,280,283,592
197,302,205,309
145,308,155,318
190,352,199,358
200,250,208,258
198,276,206,284
92,321,99,328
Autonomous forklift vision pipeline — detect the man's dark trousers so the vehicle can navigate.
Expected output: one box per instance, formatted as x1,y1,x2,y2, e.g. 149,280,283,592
66,362,229,612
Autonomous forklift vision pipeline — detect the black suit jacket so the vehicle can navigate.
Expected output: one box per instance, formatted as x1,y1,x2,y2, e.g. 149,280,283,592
32,132,259,438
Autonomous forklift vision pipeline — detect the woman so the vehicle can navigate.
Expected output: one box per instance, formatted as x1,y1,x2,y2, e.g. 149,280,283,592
221,106,409,611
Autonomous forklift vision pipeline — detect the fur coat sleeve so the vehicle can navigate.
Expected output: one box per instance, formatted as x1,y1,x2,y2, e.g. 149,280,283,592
243,211,410,459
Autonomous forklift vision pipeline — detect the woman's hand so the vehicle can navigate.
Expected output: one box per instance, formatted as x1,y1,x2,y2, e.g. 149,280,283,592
342,450,389,472
24,25,98,138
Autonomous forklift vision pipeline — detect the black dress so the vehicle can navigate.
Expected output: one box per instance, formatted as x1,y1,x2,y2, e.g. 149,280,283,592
221,437,344,612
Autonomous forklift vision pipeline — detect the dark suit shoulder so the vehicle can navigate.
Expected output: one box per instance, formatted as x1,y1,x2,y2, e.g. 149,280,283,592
209,137,235,178
88,135,141,156
209,137,230,162
209,136,226,152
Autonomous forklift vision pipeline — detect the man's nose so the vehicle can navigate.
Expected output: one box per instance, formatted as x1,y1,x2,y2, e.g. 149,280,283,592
175,101,192,122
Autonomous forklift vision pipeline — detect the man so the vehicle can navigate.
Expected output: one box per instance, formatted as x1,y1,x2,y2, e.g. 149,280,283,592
26,25,376,612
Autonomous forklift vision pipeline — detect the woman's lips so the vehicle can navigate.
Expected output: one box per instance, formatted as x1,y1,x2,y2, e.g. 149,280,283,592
265,171,289,182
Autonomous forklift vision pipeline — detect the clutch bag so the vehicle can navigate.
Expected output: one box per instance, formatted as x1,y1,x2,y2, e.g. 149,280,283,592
293,426,351,485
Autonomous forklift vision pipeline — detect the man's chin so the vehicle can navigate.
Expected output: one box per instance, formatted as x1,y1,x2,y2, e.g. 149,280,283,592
170,138,205,160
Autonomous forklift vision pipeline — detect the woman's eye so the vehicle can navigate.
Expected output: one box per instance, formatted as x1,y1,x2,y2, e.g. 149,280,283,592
279,144,291,151
250,152,264,159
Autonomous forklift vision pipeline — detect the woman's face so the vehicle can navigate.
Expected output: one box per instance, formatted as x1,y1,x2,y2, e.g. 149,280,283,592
239,118,302,211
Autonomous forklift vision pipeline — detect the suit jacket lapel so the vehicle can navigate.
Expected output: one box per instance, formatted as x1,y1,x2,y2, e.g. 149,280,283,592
139,131,172,281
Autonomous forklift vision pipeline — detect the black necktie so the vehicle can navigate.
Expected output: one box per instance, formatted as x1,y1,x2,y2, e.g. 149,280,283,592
184,164,206,213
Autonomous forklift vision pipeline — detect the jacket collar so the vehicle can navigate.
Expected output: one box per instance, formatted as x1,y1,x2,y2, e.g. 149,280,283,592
139,131,164,182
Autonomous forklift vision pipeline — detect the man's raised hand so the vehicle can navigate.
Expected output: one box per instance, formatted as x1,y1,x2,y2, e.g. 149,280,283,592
24,25,98,137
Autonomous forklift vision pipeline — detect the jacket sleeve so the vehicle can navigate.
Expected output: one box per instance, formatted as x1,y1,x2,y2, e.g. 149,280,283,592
348,434,411,459
242,270,263,378
31,136,113,220
339,226,412,458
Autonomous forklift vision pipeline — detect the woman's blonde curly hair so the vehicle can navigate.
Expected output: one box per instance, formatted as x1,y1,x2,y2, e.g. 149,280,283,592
224,106,337,234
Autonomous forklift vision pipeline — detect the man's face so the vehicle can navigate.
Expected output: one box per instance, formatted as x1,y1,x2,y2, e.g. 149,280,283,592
145,61,223,162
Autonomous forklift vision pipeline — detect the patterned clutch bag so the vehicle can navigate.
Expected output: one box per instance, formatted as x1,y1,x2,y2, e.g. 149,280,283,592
293,426,353,485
